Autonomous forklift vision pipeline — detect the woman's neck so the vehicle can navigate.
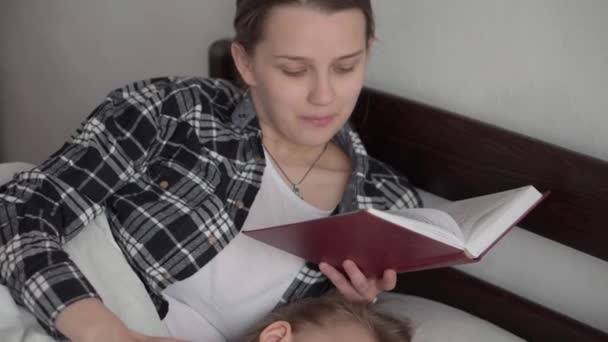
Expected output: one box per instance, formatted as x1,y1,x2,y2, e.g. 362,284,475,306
260,125,329,167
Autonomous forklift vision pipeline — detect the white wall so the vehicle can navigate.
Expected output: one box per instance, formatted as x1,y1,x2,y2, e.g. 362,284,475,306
0,0,235,163
3,1,607,164
368,0,608,162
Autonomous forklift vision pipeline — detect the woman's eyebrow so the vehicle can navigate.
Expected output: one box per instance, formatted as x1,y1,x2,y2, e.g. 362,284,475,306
273,50,365,62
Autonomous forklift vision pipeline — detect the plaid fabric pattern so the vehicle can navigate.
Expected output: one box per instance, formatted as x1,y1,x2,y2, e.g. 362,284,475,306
0,77,421,337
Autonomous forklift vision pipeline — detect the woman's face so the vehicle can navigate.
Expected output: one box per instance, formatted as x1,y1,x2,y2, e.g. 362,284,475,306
238,5,371,147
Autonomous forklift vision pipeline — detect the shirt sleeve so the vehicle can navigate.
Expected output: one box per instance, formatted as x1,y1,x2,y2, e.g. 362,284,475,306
0,80,165,337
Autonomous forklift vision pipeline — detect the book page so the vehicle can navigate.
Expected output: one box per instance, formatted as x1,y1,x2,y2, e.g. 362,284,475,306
434,192,514,241
433,186,542,255
378,208,465,246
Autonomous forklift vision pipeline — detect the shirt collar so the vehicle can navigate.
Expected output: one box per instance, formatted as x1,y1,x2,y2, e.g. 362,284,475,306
230,91,258,130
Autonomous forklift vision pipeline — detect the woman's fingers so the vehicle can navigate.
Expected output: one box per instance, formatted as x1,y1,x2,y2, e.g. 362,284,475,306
379,268,398,291
342,260,374,300
131,330,189,342
319,262,361,300
319,260,395,303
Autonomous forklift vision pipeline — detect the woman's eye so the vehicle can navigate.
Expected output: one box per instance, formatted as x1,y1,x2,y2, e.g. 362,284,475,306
334,65,356,74
282,69,307,77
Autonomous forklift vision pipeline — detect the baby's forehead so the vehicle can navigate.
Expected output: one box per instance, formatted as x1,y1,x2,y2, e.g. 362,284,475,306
296,319,377,342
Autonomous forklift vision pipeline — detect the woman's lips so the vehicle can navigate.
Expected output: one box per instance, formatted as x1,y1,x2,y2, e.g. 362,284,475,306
299,115,336,127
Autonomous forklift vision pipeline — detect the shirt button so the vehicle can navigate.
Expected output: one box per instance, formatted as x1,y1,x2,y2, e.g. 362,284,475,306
234,201,244,209
159,180,169,189
208,236,217,245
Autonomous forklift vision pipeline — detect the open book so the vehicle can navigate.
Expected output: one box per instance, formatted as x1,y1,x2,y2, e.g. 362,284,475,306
244,185,548,276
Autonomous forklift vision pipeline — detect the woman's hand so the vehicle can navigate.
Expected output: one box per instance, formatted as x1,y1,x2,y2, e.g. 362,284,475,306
319,260,397,303
56,298,184,342
128,331,187,342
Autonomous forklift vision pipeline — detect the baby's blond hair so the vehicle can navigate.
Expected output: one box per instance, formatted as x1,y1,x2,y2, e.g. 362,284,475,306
241,294,411,342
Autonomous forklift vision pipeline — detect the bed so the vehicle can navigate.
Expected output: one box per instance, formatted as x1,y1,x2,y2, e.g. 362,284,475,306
208,39,608,341
0,39,606,342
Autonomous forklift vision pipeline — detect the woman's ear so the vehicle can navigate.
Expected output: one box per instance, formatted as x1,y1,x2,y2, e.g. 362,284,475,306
231,41,257,87
258,320,292,342
368,37,376,50
365,37,376,61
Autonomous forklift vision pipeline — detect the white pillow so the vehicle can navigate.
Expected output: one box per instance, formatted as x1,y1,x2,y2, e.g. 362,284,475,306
376,292,526,342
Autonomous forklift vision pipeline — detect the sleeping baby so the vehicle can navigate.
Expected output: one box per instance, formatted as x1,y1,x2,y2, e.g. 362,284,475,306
241,294,412,342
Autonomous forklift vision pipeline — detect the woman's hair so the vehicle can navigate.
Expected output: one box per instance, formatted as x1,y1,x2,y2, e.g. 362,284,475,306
234,0,375,52
241,294,412,342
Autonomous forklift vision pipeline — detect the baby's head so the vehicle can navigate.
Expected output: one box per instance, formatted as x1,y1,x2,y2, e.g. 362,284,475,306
242,294,412,342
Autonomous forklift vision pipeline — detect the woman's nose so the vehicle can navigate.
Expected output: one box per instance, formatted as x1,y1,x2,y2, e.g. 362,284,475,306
308,73,335,106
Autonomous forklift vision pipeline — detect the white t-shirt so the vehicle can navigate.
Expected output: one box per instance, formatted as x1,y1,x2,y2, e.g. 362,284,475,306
162,150,333,342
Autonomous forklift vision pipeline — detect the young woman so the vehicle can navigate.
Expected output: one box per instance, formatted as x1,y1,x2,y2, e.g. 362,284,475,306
0,1,421,341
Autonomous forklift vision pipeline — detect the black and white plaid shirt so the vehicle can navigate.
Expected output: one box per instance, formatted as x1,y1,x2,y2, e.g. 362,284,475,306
0,77,421,337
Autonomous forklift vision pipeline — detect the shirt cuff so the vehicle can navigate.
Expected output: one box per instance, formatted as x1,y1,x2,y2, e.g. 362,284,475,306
21,261,100,338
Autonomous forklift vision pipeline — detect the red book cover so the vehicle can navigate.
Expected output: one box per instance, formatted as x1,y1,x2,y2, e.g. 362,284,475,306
244,191,549,277
244,210,470,277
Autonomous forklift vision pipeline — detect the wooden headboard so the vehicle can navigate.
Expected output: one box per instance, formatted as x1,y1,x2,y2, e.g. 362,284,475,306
208,39,608,341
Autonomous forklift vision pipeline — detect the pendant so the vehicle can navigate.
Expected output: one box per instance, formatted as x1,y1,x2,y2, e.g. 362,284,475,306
292,185,303,199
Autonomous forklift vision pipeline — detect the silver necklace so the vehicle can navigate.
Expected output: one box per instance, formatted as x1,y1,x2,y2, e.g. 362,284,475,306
263,142,328,199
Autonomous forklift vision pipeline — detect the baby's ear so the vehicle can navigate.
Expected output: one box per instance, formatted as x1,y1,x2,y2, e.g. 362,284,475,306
259,320,292,342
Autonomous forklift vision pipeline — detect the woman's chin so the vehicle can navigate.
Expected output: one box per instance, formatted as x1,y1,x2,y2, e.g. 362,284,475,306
295,119,347,143
292,130,340,147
